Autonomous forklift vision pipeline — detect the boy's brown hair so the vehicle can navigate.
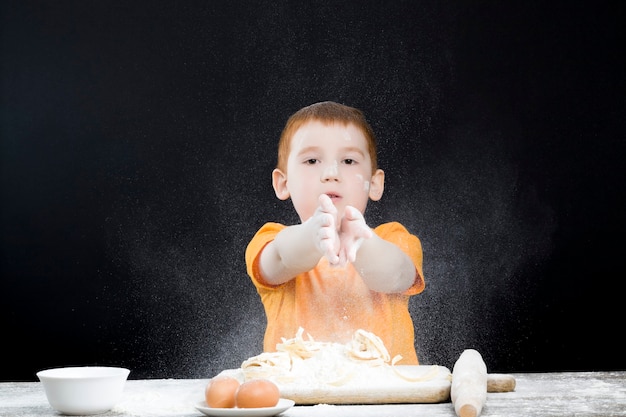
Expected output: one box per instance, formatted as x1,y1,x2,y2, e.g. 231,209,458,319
276,101,378,173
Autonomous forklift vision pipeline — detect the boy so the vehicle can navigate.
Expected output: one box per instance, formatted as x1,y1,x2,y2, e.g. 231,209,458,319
245,101,425,364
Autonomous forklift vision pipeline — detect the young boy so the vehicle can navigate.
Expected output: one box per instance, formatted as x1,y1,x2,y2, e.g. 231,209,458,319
245,101,425,364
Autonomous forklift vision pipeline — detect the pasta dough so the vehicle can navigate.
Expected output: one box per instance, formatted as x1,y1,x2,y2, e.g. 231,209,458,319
222,328,447,390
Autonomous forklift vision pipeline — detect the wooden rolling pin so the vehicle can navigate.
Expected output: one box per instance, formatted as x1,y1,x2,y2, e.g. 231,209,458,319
451,349,488,417
451,350,516,417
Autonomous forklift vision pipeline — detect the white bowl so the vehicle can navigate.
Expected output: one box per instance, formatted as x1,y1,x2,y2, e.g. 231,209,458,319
37,366,130,415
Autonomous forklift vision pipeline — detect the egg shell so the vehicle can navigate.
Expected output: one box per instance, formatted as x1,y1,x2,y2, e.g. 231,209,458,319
205,376,240,408
235,379,280,408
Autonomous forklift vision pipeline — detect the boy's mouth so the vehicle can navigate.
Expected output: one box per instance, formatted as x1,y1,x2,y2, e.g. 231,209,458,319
325,192,341,201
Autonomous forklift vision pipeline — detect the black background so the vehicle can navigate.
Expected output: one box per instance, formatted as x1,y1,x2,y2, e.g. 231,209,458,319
1,1,624,381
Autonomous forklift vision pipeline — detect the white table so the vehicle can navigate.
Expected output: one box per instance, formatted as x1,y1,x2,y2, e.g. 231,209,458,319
1,371,625,416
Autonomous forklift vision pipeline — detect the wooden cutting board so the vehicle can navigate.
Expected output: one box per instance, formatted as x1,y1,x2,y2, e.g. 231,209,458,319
221,365,452,405
280,365,451,405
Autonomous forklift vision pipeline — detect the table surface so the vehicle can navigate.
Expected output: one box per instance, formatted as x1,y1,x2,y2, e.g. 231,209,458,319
1,371,625,417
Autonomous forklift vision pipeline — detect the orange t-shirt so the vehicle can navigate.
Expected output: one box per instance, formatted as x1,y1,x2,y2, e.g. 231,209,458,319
245,221,425,364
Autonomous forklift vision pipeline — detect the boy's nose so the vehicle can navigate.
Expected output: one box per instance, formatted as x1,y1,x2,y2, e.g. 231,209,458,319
321,161,340,182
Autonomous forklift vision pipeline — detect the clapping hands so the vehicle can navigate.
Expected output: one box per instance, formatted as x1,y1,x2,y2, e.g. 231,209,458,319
313,194,373,266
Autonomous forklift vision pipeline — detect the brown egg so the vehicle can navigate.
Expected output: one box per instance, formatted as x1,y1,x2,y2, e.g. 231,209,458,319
235,379,280,408
205,376,240,408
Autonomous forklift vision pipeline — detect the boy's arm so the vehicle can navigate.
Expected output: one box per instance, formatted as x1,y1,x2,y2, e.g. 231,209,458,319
339,206,417,293
351,235,418,293
259,195,340,285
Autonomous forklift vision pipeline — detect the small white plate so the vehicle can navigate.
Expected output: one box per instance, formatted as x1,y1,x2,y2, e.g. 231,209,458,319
194,399,295,416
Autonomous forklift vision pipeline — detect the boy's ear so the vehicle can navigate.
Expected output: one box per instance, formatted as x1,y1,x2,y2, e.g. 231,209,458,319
272,169,290,200
368,169,385,201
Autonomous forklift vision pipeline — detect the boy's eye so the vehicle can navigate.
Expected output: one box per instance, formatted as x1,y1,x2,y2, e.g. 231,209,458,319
343,159,356,165
305,159,318,165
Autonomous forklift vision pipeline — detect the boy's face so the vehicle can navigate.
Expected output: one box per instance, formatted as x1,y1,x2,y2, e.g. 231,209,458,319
272,120,384,223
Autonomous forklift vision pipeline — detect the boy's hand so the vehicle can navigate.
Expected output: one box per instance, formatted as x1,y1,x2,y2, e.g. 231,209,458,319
337,205,373,266
313,194,340,265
